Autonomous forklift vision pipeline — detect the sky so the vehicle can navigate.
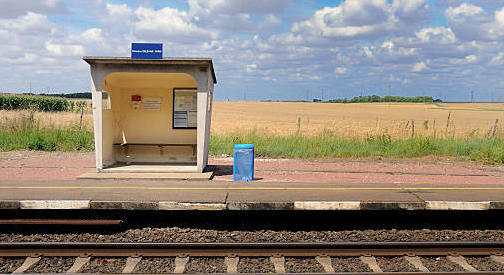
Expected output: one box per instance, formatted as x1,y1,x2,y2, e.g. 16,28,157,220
0,0,503,102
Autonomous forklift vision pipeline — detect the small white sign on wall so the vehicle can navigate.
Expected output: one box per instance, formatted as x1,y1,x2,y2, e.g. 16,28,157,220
142,97,161,110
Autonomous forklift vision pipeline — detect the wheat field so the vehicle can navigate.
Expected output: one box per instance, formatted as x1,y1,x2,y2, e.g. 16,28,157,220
211,102,504,138
2,102,503,139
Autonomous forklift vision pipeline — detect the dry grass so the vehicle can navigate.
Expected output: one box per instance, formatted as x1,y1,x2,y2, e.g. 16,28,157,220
211,101,504,139
0,109,93,131
1,101,503,140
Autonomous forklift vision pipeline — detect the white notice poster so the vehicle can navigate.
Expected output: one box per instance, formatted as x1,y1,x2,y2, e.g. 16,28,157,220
173,89,197,128
142,97,161,110
187,111,197,127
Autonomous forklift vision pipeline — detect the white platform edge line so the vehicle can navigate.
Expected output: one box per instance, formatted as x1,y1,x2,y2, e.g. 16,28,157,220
20,200,91,209
293,201,361,210
158,201,226,210
425,201,491,210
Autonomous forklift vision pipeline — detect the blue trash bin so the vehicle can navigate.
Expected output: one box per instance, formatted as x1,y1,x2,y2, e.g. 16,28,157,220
233,144,254,182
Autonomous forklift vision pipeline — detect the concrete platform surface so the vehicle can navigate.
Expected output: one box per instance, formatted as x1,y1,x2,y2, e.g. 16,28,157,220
0,180,504,211
77,171,213,180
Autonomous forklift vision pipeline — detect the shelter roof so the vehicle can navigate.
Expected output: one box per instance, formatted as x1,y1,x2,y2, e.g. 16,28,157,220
83,57,216,83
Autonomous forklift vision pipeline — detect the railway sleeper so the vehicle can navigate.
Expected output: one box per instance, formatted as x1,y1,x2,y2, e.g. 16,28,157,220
2,254,504,273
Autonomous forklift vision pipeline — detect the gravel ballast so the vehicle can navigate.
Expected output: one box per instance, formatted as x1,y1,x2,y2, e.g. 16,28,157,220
466,256,504,271
332,257,371,272
421,256,465,272
376,256,417,272
238,257,274,273
80,258,126,273
25,257,74,273
185,257,226,273
0,258,24,273
285,257,324,273
2,228,504,242
133,257,174,273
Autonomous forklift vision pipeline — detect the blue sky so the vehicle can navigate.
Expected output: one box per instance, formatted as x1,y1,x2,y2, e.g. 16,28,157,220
0,0,503,101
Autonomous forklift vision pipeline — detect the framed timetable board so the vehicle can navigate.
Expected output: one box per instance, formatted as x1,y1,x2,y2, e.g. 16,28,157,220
173,88,197,129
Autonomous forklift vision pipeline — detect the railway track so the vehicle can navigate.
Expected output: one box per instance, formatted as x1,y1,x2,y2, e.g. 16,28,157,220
1,241,504,274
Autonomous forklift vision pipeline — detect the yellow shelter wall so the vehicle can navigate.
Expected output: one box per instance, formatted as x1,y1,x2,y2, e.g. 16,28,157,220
101,73,198,164
102,109,115,166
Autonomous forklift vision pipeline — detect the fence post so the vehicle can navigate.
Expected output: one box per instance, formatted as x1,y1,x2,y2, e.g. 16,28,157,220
411,120,415,138
297,117,301,135
492,119,499,137
79,104,84,130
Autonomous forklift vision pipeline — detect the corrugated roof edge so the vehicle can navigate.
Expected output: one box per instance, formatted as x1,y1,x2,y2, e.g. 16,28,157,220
82,56,216,84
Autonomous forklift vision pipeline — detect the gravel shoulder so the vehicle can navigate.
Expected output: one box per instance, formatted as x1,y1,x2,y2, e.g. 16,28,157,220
80,258,126,273
237,257,274,273
421,256,465,272
0,258,24,273
466,256,504,271
133,257,174,273
25,257,74,273
185,257,226,273
285,257,324,273
2,228,504,243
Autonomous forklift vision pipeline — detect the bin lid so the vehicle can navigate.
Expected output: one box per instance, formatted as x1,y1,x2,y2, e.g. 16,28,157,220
234,144,254,149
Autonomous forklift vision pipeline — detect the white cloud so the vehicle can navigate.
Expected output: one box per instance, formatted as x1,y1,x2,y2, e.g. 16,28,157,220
412,62,427,72
446,3,484,19
134,6,216,43
363,46,374,58
0,0,67,18
415,27,456,44
188,0,290,15
335,67,348,74
392,0,429,23
496,7,504,26
489,52,504,66
0,12,54,35
103,3,133,24
388,75,401,82
446,3,504,41
274,0,431,47
291,0,395,40
260,14,282,31
45,41,84,56
246,64,257,72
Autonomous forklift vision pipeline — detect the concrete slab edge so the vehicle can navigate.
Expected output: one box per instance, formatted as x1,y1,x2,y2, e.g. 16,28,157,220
19,200,90,210
294,201,361,210
0,200,503,210
159,201,226,210
425,201,491,210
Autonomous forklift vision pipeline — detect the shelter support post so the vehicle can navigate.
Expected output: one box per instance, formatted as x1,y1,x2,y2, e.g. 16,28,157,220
197,90,209,172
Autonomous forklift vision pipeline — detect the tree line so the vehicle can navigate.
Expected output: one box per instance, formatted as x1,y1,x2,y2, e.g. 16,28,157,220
326,95,439,103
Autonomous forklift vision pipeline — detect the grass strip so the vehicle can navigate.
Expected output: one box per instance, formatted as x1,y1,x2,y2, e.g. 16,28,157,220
0,128,94,151
1,128,503,164
210,133,504,164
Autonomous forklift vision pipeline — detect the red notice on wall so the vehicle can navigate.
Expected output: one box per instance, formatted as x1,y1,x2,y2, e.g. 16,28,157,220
131,95,142,101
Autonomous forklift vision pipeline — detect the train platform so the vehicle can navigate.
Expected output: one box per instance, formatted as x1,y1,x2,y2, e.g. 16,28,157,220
1,151,503,211
0,180,504,211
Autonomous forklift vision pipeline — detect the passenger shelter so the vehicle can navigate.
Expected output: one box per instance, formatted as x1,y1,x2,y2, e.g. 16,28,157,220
83,56,216,173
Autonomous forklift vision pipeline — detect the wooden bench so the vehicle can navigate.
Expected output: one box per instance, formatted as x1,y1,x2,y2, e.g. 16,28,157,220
113,143,196,156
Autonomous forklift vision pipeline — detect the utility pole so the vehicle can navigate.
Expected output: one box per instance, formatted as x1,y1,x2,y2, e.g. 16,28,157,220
471,90,474,103
29,81,32,94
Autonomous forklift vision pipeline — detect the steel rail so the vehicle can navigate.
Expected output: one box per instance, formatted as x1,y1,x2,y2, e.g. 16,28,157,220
0,219,123,226
0,241,503,257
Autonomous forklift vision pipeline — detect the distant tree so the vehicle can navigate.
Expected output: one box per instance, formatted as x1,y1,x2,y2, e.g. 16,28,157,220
328,95,434,103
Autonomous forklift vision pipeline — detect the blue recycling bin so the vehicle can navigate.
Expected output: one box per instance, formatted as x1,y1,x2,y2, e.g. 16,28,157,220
233,144,254,181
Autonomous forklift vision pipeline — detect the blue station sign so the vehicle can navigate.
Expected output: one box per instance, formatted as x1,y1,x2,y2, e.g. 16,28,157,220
131,43,163,59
